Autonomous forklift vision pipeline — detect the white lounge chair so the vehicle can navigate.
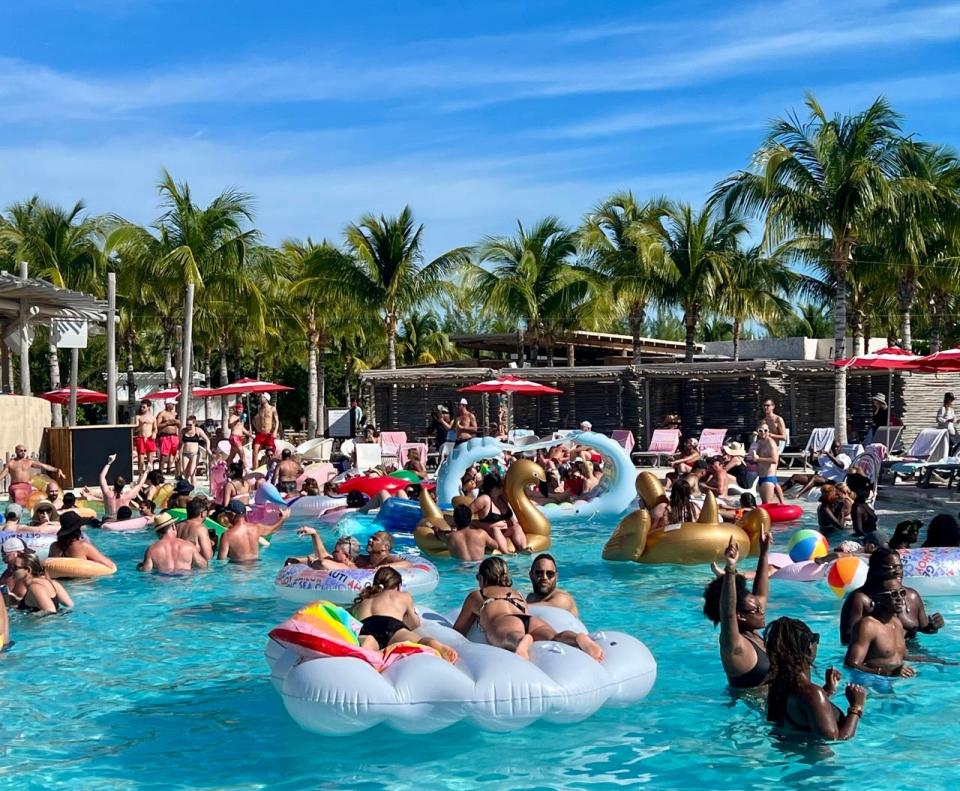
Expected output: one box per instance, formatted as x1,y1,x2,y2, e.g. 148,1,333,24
888,429,950,482
632,429,681,467
871,426,903,454
354,442,383,472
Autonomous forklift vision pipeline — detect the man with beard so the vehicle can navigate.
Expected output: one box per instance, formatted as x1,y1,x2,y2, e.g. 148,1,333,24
526,553,579,617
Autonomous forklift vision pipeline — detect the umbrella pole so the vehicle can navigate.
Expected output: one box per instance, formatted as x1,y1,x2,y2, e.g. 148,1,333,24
888,369,892,428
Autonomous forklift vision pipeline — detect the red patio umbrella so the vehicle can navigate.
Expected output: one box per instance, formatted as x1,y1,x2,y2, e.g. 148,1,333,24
40,387,108,405
144,387,217,401
917,345,960,373
204,377,295,397
458,375,562,395
832,346,923,427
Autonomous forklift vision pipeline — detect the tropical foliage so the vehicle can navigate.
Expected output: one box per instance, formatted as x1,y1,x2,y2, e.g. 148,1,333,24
2,93,959,433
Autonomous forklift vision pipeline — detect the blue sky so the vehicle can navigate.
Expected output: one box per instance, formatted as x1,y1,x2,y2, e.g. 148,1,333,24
2,0,959,259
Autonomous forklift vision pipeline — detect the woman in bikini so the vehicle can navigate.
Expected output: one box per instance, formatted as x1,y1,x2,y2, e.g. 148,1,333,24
221,463,252,507
47,513,117,572
765,616,867,740
651,478,701,531
452,558,604,661
470,473,529,553
178,415,211,486
18,552,73,614
702,529,771,689
351,567,458,661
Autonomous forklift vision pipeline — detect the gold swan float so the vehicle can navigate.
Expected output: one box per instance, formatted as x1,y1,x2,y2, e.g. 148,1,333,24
602,472,769,565
415,459,551,556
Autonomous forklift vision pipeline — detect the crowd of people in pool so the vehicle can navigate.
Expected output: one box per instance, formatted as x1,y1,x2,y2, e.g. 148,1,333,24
4,389,960,743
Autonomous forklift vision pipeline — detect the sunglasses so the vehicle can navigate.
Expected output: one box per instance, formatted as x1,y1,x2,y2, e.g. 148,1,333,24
533,569,556,578
876,588,908,600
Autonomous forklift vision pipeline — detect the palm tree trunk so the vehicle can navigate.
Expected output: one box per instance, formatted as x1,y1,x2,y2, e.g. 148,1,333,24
684,309,697,363
529,337,539,367
164,345,173,387
317,331,327,436
306,312,318,438
896,275,917,351
547,343,554,367
173,325,183,385
930,294,944,354
628,306,646,366
832,249,850,444
732,319,742,362
48,338,62,426
386,312,397,370
126,335,136,418
203,351,211,421
219,349,229,433
566,344,575,367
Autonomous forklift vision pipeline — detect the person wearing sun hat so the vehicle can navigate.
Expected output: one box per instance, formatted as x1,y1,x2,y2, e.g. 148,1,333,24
870,392,889,436
137,511,208,573
47,511,116,571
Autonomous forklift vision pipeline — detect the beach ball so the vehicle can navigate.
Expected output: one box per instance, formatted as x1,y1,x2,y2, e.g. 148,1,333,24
787,529,829,563
826,555,869,599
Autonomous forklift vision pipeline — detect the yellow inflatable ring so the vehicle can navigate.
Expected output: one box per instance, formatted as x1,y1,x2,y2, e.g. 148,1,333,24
44,557,116,579
415,459,552,556
602,472,769,565
153,483,174,509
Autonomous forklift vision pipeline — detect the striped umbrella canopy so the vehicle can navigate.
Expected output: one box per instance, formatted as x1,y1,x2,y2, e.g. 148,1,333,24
917,345,960,372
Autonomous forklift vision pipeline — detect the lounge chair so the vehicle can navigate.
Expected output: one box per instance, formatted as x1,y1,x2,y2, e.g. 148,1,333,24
354,442,383,472
296,437,334,463
888,429,950,483
397,442,428,468
611,430,636,455
632,429,681,467
915,456,960,488
781,427,834,471
870,426,904,455
379,431,408,468
697,428,727,457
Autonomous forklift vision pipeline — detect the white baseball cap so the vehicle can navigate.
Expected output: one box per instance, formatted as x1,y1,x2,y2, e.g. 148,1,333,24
580,421,592,431
459,398,468,405
261,393,271,402
1,536,26,554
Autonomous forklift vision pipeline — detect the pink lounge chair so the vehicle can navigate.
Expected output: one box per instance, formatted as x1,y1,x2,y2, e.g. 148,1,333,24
379,431,408,467
697,428,727,457
632,429,681,467
611,430,636,454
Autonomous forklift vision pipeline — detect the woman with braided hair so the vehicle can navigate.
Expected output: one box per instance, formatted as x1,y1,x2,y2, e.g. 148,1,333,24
764,616,867,740
351,567,458,662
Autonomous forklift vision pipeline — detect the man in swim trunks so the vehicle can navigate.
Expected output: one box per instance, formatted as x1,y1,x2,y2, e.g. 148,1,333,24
252,394,279,469
526,554,580,616
844,579,916,677
155,399,181,475
760,398,788,447
355,530,412,569
453,398,478,444
216,500,263,563
840,548,943,645
175,498,215,561
138,513,208,573
134,400,157,473
751,425,784,504
274,449,302,496
0,444,65,505
227,403,250,470
431,504,499,562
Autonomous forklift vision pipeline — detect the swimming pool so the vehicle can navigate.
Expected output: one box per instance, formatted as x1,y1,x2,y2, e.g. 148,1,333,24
5,503,960,790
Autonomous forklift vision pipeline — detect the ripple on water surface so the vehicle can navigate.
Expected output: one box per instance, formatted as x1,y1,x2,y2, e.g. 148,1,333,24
3,506,960,790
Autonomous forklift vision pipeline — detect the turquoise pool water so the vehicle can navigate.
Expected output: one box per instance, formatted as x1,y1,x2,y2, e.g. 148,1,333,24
5,505,960,790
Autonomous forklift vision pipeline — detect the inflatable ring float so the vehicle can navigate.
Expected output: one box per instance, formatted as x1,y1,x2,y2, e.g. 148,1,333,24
759,503,803,523
44,557,116,579
266,602,656,735
100,516,148,532
0,530,55,559
375,497,423,532
338,477,408,497
287,495,346,518
436,431,636,521
164,508,227,537
274,554,439,605
415,459,550,556
899,547,960,597
602,472,769,565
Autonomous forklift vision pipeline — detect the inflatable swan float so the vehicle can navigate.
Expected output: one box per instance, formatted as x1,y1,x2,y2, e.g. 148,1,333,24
602,472,770,565
435,431,636,521
415,458,551,556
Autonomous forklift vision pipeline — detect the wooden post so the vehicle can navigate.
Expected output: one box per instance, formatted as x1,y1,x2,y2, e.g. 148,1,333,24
180,283,195,428
106,272,118,424
68,347,79,425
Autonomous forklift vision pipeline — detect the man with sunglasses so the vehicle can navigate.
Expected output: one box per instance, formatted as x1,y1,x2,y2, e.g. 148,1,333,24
527,554,579,617
840,547,943,645
844,582,914,678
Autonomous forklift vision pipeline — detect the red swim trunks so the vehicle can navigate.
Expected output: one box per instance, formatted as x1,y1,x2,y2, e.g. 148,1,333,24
229,434,244,450
158,434,180,457
135,436,157,456
254,432,276,452
9,481,32,505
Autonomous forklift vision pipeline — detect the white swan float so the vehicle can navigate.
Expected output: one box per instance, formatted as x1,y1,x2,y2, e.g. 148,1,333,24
436,431,636,521
266,601,657,735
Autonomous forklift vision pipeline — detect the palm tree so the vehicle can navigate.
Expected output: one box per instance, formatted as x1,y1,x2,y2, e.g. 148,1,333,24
715,93,904,441
580,192,674,364
397,312,462,365
468,217,603,366
714,244,794,360
323,207,471,370
286,239,363,437
651,202,747,362
0,197,104,420
764,301,833,340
